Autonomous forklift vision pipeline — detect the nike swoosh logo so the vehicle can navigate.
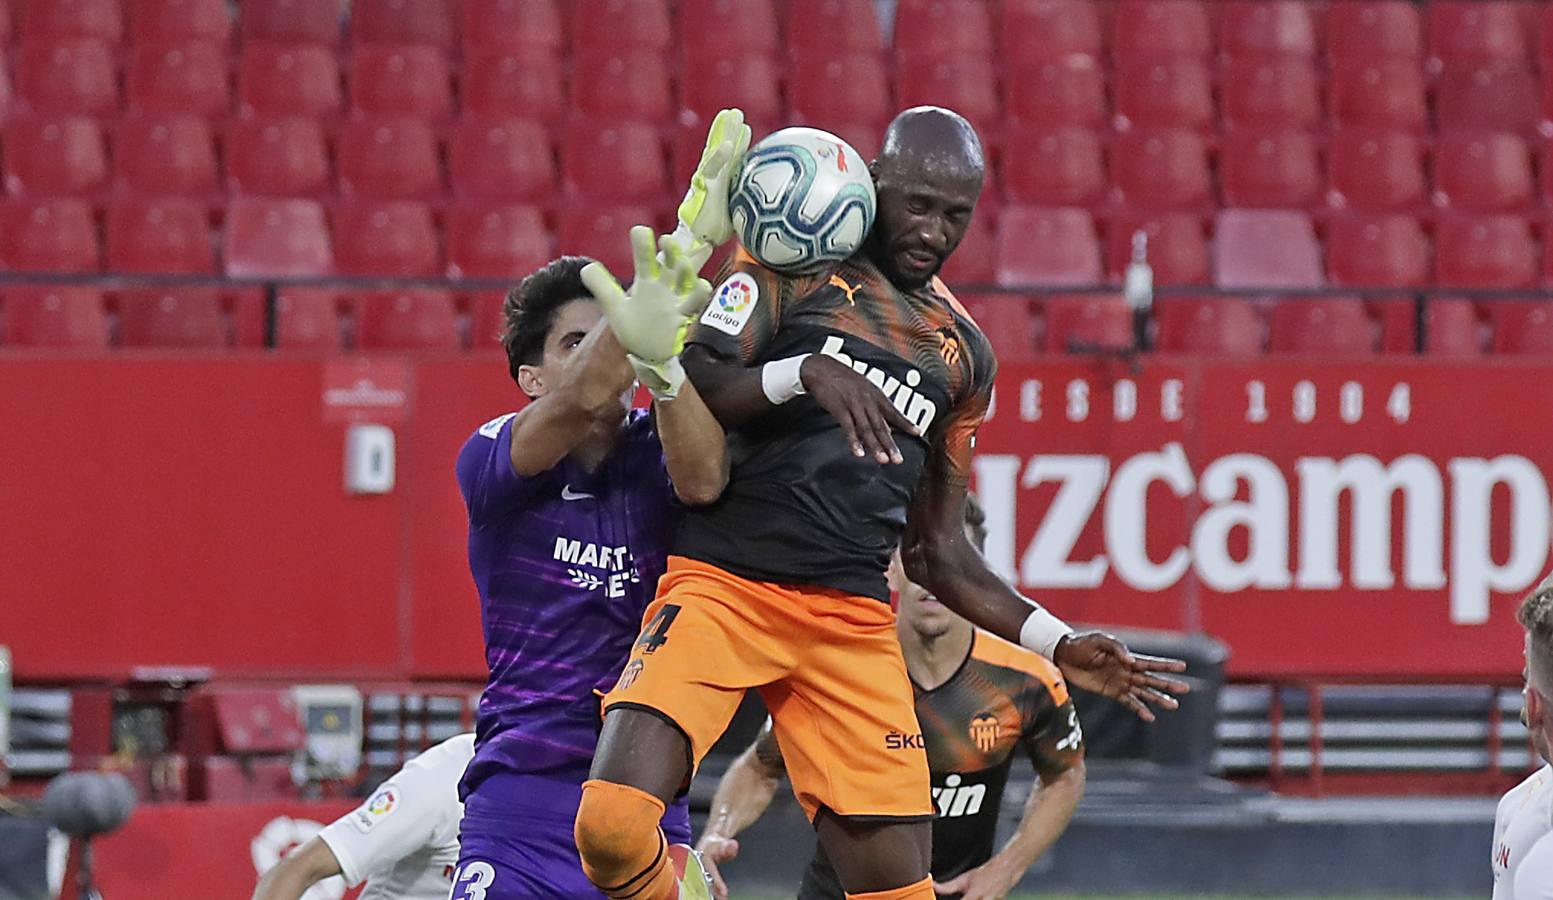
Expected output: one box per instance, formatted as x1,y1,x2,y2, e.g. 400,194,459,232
561,485,595,501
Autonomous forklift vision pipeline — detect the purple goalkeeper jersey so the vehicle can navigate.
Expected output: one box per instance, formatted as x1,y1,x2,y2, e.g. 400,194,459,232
455,408,679,796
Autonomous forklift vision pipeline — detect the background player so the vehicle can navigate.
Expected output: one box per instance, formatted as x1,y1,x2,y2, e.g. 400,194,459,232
1504,582,1553,899
578,106,1187,900
696,498,1085,900
251,733,473,900
452,229,725,899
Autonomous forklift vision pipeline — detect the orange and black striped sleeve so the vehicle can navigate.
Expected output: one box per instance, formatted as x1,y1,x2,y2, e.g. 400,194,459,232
687,248,826,366
926,283,999,487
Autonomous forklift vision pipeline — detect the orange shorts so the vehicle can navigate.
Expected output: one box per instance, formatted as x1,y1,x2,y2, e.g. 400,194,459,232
601,556,932,823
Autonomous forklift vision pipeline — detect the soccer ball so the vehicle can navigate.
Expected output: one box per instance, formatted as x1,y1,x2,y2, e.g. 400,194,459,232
728,127,877,274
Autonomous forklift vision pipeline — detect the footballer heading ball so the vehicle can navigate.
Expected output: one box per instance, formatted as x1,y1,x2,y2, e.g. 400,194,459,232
729,127,877,274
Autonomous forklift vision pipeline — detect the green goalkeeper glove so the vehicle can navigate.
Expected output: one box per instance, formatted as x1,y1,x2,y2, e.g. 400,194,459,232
581,225,713,400
667,108,753,272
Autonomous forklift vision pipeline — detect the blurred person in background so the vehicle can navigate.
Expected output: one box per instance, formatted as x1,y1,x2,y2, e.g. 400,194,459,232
1506,581,1553,899
449,229,727,899
694,498,1085,900
251,733,473,900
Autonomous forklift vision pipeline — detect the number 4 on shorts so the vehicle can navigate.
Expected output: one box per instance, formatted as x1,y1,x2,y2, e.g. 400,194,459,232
635,604,681,655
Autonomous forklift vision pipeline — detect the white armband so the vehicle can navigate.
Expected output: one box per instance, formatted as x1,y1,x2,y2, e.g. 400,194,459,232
1019,606,1075,660
760,354,810,405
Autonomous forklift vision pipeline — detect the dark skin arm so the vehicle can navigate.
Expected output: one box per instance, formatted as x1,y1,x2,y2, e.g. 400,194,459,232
903,473,1190,721
682,345,916,464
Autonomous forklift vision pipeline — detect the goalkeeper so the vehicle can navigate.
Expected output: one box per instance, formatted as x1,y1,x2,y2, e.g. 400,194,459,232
449,221,726,899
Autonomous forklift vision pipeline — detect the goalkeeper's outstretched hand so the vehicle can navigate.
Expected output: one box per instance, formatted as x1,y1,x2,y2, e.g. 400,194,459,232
667,108,753,271
580,225,713,400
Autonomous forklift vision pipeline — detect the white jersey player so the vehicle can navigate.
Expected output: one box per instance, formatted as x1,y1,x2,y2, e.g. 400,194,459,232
251,733,473,900
1516,832,1553,900
1495,764,1552,899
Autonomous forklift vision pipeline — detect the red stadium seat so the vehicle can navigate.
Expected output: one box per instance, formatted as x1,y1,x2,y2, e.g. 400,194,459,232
113,115,218,197
1326,129,1426,212
337,118,443,199
126,42,230,118
241,0,342,45
1109,130,1212,212
1043,296,1132,353
1433,131,1534,212
1112,0,1210,60
1220,58,1321,131
938,206,998,285
1113,60,1213,133
20,0,122,43
680,0,779,55
446,204,550,279
571,0,671,52
106,198,215,273
995,207,1100,287
561,119,667,203
1156,297,1262,355
1436,214,1538,289
349,45,452,121
1213,209,1323,288
0,52,14,121
334,201,440,276
238,43,343,120
998,0,1103,63
3,199,99,271
3,116,107,196
1490,301,1553,355
0,4,9,44
1268,298,1375,355
274,289,344,350
786,0,882,56
355,290,460,350
681,53,782,128
1220,130,1322,209
226,116,331,198
2,287,108,348
557,204,660,276
1329,60,1428,132
462,0,563,53
1105,212,1208,285
894,0,994,61
1427,1,1527,66
449,118,555,204
129,0,231,45
1326,214,1430,287
789,55,891,136
223,197,334,277
15,39,117,115
349,0,455,51
1436,64,1539,135
572,50,673,122
1377,297,1483,356
119,289,227,348
1004,57,1106,129
1326,1,1423,60
468,291,509,349
1001,127,1105,207
1218,1,1316,58
956,292,1040,362
463,50,564,123
896,60,1000,143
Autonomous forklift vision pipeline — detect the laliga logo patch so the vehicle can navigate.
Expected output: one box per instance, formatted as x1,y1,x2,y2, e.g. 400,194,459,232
351,785,399,833
701,273,759,335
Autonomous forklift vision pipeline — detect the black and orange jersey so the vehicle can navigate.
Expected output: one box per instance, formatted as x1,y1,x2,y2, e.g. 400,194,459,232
675,250,997,600
760,630,1084,898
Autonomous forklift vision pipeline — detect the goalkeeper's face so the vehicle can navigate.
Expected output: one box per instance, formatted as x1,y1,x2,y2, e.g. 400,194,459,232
520,297,628,414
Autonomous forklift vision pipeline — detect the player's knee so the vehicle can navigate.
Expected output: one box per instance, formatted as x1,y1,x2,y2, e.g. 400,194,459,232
574,779,664,876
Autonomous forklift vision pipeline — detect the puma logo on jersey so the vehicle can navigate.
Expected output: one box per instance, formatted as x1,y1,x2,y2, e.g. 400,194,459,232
828,274,861,305
933,773,987,818
818,336,940,433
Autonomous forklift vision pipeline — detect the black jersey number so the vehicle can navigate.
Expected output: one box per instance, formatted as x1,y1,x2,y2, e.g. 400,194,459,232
635,604,682,655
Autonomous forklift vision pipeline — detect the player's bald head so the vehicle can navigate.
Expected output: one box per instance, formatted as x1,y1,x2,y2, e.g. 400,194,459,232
1519,576,1553,694
873,106,985,192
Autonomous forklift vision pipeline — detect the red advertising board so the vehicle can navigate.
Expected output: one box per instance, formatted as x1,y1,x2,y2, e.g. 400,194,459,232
0,354,1545,680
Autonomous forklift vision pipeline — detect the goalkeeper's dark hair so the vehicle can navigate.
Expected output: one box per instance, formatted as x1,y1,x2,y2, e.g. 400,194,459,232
964,495,988,553
500,255,597,386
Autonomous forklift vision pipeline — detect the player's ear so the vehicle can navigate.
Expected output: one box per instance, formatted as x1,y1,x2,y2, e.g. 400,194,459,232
517,363,545,399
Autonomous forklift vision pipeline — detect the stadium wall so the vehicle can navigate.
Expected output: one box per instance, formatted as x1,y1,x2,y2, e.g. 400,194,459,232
1,354,1544,681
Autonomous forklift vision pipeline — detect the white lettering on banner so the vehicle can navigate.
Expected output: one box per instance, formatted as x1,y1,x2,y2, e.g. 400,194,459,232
1449,457,1551,624
1066,380,1089,422
1019,380,1042,422
1162,379,1184,421
1115,379,1138,422
1295,456,1444,591
978,447,1552,624
1246,380,1268,423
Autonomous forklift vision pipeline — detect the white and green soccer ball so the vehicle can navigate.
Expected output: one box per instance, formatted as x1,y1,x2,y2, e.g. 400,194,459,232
728,127,877,274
